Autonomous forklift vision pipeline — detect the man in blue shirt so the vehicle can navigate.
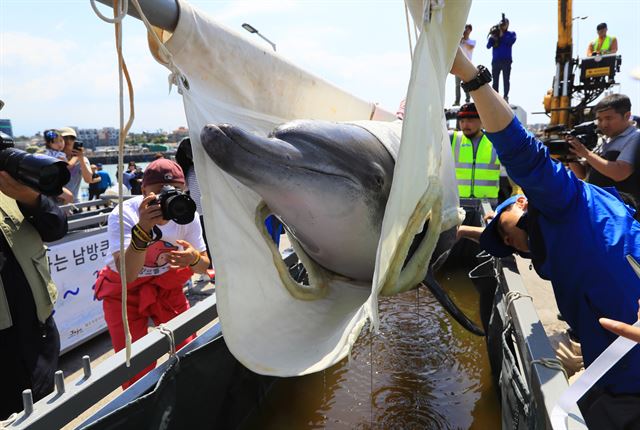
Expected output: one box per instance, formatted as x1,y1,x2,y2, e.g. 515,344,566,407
452,48,640,428
486,17,516,102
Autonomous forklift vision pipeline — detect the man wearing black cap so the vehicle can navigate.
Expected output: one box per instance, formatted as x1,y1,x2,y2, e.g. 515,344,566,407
451,47,640,428
587,22,618,57
450,103,500,200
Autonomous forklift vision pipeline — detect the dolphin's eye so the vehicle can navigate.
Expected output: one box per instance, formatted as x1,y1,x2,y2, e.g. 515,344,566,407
374,174,384,188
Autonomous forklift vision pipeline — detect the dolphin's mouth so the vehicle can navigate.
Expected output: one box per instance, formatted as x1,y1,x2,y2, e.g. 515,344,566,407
201,124,357,185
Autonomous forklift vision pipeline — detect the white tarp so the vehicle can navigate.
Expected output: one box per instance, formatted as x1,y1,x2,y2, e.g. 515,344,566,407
148,0,468,376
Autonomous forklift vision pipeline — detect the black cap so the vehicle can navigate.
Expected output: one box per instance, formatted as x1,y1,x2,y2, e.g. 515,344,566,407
457,103,480,119
597,22,607,31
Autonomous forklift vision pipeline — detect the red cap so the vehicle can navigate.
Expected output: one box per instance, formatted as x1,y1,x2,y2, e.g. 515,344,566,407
457,103,480,119
142,159,185,187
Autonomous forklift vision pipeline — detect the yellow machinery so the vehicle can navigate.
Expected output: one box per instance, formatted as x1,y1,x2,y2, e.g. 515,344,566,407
542,0,621,152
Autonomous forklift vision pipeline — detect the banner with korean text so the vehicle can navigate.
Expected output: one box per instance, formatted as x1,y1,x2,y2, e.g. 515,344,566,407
49,231,109,353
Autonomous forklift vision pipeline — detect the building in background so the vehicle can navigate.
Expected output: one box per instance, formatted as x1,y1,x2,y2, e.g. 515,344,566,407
0,119,13,137
78,128,99,149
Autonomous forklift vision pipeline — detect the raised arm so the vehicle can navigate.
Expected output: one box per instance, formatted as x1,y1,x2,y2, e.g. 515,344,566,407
451,48,581,216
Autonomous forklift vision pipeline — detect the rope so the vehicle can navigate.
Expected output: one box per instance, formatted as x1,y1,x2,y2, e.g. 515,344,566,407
531,357,568,380
90,0,128,24
90,0,187,369
403,2,414,62
90,0,136,366
0,413,17,429
468,256,497,279
156,324,177,357
505,291,533,317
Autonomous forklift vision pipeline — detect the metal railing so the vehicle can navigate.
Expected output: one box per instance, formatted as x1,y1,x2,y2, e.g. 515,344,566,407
5,295,218,430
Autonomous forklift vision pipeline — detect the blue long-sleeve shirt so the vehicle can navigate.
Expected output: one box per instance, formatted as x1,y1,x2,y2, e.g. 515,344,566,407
486,117,640,394
486,31,516,62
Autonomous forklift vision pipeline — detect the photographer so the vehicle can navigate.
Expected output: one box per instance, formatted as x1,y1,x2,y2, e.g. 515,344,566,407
94,158,209,388
451,48,640,428
567,94,640,203
0,172,68,419
59,127,97,202
486,14,516,102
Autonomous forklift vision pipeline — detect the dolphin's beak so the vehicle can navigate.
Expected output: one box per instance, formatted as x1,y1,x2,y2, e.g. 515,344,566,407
201,123,301,166
201,124,235,165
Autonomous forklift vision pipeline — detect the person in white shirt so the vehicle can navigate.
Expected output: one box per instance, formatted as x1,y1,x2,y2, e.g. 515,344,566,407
454,24,476,106
94,158,210,388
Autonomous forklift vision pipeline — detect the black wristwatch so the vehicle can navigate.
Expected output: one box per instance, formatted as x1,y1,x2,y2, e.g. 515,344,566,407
460,65,492,92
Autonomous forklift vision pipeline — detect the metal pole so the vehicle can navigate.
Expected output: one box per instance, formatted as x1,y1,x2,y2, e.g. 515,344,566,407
255,33,277,52
94,0,179,32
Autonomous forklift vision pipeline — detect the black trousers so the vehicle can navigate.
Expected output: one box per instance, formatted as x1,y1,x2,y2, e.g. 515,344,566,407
491,59,512,98
578,387,640,430
0,315,60,419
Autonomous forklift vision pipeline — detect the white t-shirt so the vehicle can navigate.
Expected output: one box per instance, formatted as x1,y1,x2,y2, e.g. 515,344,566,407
460,38,476,60
105,195,206,277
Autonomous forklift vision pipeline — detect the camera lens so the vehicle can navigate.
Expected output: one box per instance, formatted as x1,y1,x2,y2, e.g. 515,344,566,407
0,149,70,196
164,194,196,224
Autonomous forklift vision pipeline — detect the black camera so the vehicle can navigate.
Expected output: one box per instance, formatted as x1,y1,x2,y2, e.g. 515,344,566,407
488,13,507,46
152,185,196,225
543,121,600,159
73,140,84,150
0,131,70,196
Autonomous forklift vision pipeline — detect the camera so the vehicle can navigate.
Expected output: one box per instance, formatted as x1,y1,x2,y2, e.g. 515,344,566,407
488,13,507,46
543,121,600,159
152,185,197,225
73,140,84,151
0,131,70,196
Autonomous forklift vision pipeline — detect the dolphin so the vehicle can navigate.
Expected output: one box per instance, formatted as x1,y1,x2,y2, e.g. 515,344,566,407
200,120,484,335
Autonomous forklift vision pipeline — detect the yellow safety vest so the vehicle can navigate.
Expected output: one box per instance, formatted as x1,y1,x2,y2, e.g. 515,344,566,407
592,35,614,54
0,193,58,330
451,131,500,198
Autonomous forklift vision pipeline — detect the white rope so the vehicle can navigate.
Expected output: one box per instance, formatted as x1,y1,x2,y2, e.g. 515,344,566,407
0,413,17,429
156,324,177,357
128,0,186,95
403,2,414,62
90,0,136,366
531,357,568,380
90,0,128,24
91,0,186,368
505,290,533,317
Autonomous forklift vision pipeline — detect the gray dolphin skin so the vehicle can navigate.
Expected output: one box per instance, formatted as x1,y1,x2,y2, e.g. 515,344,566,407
201,120,484,335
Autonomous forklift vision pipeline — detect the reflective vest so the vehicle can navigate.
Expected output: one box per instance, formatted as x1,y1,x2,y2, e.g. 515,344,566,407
0,193,57,330
592,35,614,54
451,131,500,198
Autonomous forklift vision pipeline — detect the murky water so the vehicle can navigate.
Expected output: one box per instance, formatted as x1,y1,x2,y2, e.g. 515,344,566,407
242,267,501,429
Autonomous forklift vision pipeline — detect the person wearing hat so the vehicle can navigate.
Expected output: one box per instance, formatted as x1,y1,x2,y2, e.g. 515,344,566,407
450,103,501,200
587,22,618,57
451,47,640,428
94,158,210,388
59,127,96,203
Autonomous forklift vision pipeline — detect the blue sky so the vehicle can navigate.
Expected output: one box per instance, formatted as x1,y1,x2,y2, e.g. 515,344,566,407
1,0,639,136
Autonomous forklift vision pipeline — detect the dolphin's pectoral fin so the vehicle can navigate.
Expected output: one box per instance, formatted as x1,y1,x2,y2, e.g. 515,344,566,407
379,177,444,296
256,202,330,301
422,269,485,336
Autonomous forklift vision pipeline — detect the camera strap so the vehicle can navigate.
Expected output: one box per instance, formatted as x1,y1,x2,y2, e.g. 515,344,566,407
150,225,163,243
